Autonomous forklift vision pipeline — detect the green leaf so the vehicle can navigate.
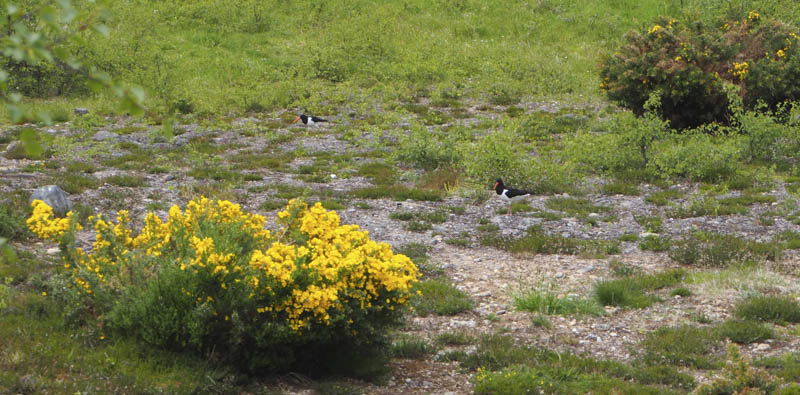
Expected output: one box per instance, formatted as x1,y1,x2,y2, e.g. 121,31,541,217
37,111,53,126
7,104,23,123
19,128,43,159
92,24,110,37
40,6,58,26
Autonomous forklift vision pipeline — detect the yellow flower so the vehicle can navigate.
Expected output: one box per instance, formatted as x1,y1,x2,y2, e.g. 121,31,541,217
648,25,662,35
777,49,786,58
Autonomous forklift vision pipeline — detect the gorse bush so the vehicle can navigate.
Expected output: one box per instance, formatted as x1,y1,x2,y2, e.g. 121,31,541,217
602,11,800,129
28,198,419,375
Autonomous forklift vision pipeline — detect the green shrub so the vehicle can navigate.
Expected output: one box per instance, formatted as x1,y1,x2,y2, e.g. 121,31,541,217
639,235,672,252
695,343,781,394
735,296,800,323
715,320,774,344
0,201,30,241
392,335,434,359
637,325,722,369
411,278,473,316
601,12,800,129
670,231,783,266
753,352,800,383
481,225,619,257
28,198,419,375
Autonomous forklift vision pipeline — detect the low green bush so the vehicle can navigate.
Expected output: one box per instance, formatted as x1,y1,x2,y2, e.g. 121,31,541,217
411,278,473,316
637,325,722,369
715,319,774,344
28,198,419,375
669,231,783,267
734,296,800,323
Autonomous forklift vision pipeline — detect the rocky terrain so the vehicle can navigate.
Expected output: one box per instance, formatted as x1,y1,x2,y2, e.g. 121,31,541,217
3,104,800,394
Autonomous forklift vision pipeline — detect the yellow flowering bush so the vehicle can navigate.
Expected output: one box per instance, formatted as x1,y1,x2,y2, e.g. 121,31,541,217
601,12,800,129
28,197,419,374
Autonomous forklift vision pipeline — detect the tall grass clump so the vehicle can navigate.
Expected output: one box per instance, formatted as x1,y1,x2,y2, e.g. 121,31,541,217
27,198,419,376
734,296,800,323
669,231,783,266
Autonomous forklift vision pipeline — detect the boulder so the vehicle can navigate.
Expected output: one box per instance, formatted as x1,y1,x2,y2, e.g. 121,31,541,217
30,185,72,217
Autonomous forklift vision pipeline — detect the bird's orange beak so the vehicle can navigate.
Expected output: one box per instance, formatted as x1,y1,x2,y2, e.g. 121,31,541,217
493,182,498,189
292,116,301,123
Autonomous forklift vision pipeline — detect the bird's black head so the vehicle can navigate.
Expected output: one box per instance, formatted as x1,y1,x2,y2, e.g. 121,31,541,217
292,114,308,124
493,178,504,191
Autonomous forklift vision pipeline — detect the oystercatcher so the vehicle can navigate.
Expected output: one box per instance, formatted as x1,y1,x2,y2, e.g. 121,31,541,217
494,178,532,215
292,114,328,125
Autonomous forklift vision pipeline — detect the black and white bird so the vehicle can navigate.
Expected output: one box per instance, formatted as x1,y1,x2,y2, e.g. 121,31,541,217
292,114,328,125
493,178,532,215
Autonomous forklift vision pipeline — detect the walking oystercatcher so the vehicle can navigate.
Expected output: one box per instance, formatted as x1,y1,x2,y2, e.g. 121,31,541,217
292,114,328,125
494,178,532,215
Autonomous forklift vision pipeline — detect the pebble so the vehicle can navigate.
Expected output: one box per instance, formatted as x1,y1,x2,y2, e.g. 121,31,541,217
46,247,60,255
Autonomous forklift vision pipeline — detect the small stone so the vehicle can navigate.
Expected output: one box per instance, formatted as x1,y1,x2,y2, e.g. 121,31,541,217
74,108,89,115
46,247,60,255
640,232,659,238
555,272,566,278
588,212,600,218
30,185,73,217
578,265,595,273
754,343,770,351
595,323,610,330
474,291,491,298
91,130,119,142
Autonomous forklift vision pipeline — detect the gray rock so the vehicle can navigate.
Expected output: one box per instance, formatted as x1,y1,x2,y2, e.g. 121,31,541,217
74,108,89,115
30,185,73,217
92,130,119,142
2,140,24,159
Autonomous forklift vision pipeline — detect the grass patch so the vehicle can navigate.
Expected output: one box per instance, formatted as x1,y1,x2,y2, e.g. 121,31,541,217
634,215,662,233
0,291,244,393
639,235,672,252
513,289,604,316
50,172,101,194
434,331,475,346
669,231,783,267
481,225,619,258
601,181,640,196
357,161,396,185
391,335,434,360
350,185,443,201
753,352,800,383
411,278,473,316
645,189,684,206
258,199,287,211
103,174,148,188
460,334,694,393
595,269,686,309
734,296,800,324
637,325,722,369
545,197,611,219
715,319,774,344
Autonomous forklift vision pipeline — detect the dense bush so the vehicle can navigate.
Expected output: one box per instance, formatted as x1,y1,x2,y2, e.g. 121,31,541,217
28,198,419,375
669,231,782,266
601,11,800,129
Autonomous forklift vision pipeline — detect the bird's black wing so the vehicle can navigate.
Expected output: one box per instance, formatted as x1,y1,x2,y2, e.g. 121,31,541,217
311,116,328,122
505,187,532,198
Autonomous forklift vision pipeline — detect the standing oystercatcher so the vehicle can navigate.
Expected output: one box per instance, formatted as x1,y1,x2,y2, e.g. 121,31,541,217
292,114,328,125
494,178,532,215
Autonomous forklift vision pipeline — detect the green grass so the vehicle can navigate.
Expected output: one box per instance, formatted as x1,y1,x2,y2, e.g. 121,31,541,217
715,319,774,344
51,172,101,194
595,269,686,309
734,296,800,324
0,290,245,393
637,325,722,369
754,352,800,383
545,197,611,218
391,335,434,360
459,334,695,393
103,174,149,187
411,278,474,316
600,181,640,196
350,185,443,201
513,289,604,316
645,189,685,206
481,225,620,258
639,235,672,252
634,215,663,233
669,231,783,267
434,331,475,346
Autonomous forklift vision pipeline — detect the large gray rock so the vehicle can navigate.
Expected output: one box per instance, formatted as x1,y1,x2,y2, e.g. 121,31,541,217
30,185,72,217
